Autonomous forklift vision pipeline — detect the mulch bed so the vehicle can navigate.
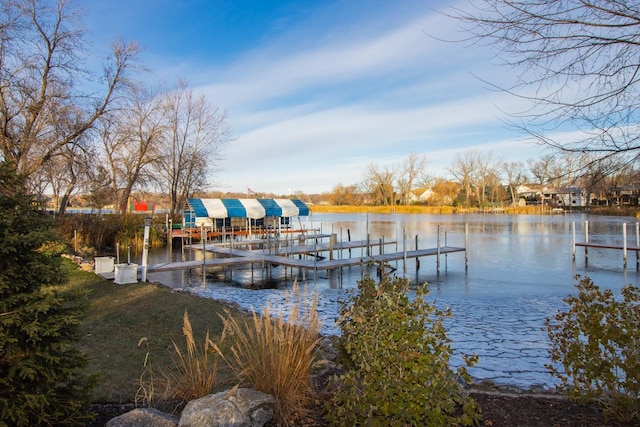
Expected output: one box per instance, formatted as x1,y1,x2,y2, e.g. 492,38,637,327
85,367,639,426
471,391,638,427
87,392,640,427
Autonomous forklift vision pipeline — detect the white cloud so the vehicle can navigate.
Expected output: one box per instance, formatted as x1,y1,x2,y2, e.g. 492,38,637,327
87,0,551,194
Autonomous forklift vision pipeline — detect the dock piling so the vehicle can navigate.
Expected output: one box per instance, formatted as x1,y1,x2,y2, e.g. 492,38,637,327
572,221,576,261
464,223,468,270
436,225,441,273
637,222,639,269
624,223,628,267
403,228,407,276
585,220,589,263
415,235,420,272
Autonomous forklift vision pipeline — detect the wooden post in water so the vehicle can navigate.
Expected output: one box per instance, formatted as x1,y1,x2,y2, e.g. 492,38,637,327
415,235,420,271
464,223,468,270
636,223,639,270
329,233,336,260
445,230,448,270
436,225,441,273
623,222,627,268
201,224,205,268
584,221,589,263
366,213,370,256
402,228,407,276
571,221,576,261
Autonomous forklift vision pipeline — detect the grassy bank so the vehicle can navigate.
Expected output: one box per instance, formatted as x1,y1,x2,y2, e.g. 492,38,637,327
66,261,235,403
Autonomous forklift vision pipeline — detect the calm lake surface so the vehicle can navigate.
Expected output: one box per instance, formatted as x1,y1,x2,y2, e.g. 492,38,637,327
145,212,640,390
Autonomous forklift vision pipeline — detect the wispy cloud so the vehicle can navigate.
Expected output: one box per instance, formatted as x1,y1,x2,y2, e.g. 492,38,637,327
86,0,550,194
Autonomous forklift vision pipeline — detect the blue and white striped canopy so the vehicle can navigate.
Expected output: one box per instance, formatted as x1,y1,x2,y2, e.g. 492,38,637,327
187,198,309,219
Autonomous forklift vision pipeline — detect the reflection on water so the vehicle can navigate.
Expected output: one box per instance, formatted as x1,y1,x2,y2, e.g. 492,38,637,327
141,212,640,389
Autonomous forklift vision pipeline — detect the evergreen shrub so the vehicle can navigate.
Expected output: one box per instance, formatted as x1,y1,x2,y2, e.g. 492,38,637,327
0,162,94,426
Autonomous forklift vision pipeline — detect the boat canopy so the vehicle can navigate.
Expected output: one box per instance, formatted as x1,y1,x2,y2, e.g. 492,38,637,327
187,198,309,219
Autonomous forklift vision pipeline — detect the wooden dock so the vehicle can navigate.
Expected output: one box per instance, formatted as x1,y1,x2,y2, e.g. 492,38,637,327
572,220,640,269
192,242,466,271
98,231,467,283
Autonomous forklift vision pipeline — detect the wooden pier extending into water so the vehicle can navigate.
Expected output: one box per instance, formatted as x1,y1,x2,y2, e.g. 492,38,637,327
572,220,640,269
99,225,468,285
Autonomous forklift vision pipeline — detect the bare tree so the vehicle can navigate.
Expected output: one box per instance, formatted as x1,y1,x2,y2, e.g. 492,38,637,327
328,183,363,206
154,81,232,217
396,153,427,205
503,161,527,205
0,0,138,184
99,86,164,213
363,163,396,206
448,151,477,207
527,155,557,186
473,151,500,206
452,0,640,166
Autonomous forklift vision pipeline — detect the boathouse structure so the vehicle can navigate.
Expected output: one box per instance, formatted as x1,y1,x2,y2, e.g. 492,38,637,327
169,198,310,242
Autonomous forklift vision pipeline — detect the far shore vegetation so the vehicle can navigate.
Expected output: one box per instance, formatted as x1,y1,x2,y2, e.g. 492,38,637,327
305,203,640,217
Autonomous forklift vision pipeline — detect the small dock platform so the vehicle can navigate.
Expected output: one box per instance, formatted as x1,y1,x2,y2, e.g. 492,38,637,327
572,220,640,269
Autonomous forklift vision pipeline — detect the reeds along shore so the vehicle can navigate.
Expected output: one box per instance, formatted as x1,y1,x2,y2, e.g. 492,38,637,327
310,204,553,214
309,204,640,216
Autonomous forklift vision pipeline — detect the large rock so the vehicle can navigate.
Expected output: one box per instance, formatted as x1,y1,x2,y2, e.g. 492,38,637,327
178,387,275,427
105,407,179,427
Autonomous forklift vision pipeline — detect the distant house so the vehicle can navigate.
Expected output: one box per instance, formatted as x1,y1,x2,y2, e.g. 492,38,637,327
542,187,588,208
409,187,432,203
515,184,545,205
610,185,640,206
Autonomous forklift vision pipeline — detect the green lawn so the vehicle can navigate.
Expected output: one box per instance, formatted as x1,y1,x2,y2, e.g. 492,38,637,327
66,261,236,403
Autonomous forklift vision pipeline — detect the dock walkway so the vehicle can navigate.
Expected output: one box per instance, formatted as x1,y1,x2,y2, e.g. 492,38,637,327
196,243,465,271
98,236,467,281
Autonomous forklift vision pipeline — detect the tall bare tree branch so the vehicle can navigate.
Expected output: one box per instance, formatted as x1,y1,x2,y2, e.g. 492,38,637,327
450,0,640,161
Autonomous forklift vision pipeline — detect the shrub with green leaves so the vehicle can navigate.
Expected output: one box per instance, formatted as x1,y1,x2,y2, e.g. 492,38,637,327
546,275,640,422
326,275,480,426
0,162,94,426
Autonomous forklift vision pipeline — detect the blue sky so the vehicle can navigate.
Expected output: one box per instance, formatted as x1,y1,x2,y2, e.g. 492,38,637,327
82,0,550,195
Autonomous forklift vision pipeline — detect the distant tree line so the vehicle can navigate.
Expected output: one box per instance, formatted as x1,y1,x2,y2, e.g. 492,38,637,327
326,151,640,208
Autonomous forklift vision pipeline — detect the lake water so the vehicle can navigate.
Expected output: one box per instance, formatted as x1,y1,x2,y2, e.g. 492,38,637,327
144,212,640,390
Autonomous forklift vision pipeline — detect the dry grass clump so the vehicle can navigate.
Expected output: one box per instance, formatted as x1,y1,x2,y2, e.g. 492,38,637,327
137,310,227,412
221,284,322,426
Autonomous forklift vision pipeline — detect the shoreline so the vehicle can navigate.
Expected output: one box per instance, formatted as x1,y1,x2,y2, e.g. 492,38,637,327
166,279,560,396
308,204,640,217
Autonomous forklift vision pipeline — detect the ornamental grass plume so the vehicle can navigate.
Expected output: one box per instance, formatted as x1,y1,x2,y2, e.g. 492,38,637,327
221,283,322,426
158,310,227,409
